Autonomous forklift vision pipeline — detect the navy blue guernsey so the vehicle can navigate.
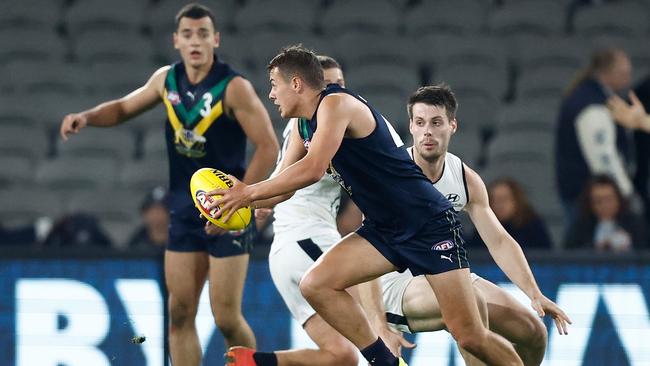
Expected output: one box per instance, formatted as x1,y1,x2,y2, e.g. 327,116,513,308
299,84,452,242
162,58,246,213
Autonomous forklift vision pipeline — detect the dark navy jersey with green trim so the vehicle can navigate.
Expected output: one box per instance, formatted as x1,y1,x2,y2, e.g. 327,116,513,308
300,84,452,242
163,58,246,212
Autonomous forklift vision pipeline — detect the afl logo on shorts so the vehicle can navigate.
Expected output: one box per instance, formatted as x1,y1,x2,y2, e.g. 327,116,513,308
432,240,455,251
167,91,181,105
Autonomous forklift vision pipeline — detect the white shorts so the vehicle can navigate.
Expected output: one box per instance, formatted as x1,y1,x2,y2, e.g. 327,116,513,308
381,270,482,333
269,233,341,326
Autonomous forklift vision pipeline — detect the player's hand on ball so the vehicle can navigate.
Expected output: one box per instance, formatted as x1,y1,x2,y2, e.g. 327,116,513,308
203,218,228,236
207,175,252,223
531,295,572,335
60,113,88,141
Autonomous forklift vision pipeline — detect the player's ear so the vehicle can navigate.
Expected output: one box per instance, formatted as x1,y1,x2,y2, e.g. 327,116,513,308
450,118,458,134
213,32,220,48
173,32,179,50
291,76,301,92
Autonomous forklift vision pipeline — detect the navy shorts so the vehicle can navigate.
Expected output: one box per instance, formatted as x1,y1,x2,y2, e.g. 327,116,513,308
167,209,255,258
356,208,469,276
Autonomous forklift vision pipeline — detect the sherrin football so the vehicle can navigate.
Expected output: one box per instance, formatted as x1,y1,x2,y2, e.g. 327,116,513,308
190,168,252,231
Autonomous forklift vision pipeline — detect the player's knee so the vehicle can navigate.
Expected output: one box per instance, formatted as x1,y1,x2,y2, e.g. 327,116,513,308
214,312,241,336
455,331,486,355
169,298,198,330
527,316,548,349
332,347,359,366
299,270,323,302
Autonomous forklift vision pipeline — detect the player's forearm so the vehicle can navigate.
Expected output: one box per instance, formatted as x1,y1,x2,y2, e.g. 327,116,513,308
249,158,324,202
252,192,294,209
83,100,131,127
242,140,280,185
487,237,542,299
357,278,389,330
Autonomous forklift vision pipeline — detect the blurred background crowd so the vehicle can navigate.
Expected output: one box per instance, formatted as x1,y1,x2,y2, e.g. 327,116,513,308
1,0,649,255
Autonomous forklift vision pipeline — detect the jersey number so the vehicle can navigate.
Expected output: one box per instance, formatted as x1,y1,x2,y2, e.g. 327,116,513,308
199,93,213,117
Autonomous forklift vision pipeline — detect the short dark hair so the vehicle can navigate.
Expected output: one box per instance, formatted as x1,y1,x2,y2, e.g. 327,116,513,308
407,84,458,121
175,3,217,31
317,55,341,70
268,45,324,89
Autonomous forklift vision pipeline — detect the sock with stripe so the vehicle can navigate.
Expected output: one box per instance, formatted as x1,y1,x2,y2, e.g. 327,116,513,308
360,337,399,366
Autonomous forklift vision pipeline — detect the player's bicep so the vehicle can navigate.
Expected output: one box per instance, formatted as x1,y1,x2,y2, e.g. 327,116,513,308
305,96,349,171
119,66,168,117
226,77,277,148
464,165,508,245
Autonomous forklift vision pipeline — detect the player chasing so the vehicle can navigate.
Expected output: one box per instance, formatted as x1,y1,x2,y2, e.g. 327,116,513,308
59,4,279,365
207,45,572,366
223,56,568,366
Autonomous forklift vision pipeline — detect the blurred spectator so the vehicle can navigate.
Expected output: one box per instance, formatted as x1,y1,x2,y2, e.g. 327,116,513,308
565,175,647,252
127,186,169,251
43,213,112,247
0,217,52,245
607,75,650,222
471,177,553,249
555,48,634,227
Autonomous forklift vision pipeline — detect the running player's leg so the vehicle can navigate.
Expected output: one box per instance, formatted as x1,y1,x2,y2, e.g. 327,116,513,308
274,314,358,365
394,274,488,366
426,269,523,365
208,253,256,348
299,233,398,350
474,278,547,366
165,251,209,366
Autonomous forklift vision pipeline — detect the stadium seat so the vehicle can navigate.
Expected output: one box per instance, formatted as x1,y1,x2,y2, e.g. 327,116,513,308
0,102,41,128
88,62,155,97
448,128,483,168
65,0,145,36
512,35,589,76
147,0,238,36
55,127,136,161
242,32,321,71
359,92,410,137
488,1,566,37
333,33,417,70
64,187,146,248
434,64,508,105
5,61,90,96
515,65,575,103
119,157,169,191
0,187,65,227
73,30,155,66
0,0,63,32
0,125,50,160
0,30,67,64
487,130,554,166
320,0,400,37
456,96,499,133
345,64,421,101
405,0,487,37
496,103,558,133
0,156,34,188
233,0,315,35
420,35,508,78
142,128,168,160
573,2,650,38
35,156,120,192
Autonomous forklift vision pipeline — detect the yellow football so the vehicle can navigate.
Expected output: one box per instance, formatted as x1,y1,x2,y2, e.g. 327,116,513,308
190,168,252,231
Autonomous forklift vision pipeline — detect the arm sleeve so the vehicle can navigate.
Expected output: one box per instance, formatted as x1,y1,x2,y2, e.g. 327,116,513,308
575,105,634,196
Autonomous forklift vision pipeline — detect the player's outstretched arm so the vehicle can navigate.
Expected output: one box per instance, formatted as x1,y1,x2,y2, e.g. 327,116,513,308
60,66,168,140
226,76,279,184
464,165,572,334
208,95,350,222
